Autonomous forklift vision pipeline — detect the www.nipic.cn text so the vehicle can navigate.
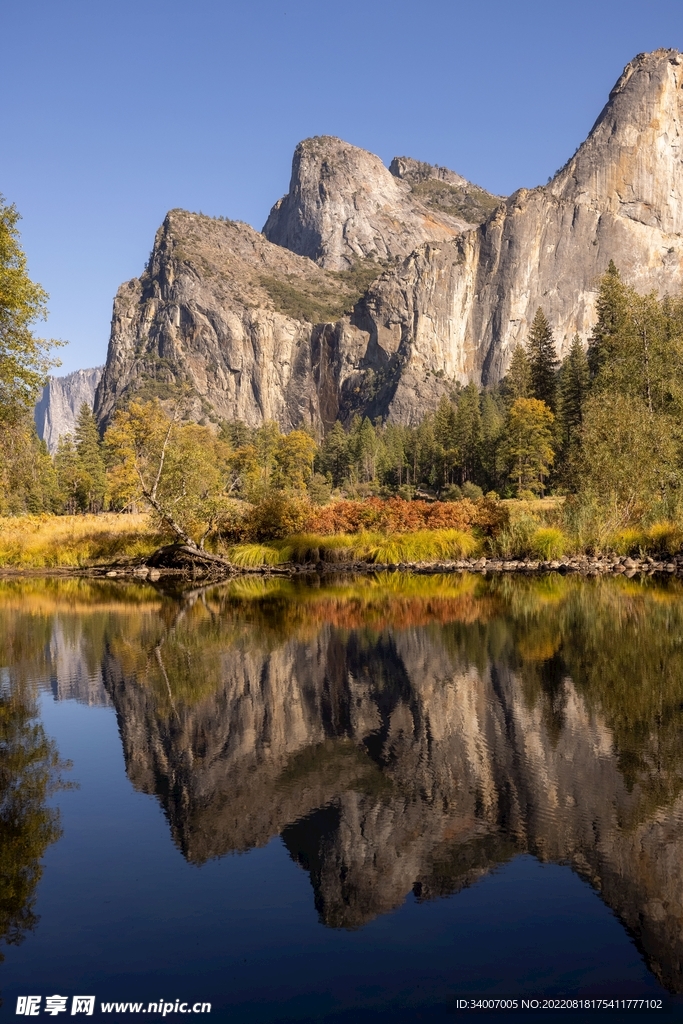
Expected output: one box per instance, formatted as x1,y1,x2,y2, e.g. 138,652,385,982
16,997,211,1016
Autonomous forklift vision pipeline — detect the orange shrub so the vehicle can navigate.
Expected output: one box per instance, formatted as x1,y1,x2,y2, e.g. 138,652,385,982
304,497,506,537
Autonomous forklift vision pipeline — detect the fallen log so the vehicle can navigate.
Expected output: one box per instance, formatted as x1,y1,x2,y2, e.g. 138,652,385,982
146,544,234,572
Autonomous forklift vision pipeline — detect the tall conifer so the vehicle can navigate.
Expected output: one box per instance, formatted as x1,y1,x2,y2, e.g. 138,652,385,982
505,345,532,403
75,404,106,512
558,335,589,448
587,261,628,379
527,307,558,410
454,383,482,483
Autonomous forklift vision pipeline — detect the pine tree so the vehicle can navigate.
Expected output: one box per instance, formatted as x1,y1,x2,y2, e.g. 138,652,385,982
558,335,589,450
54,434,82,514
504,345,532,403
480,391,505,491
255,421,282,489
434,395,458,485
75,404,106,512
218,419,253,448
587,261,628,379
356,417,378,483
319,423,352,487
454,383,482,483
379,423,407,487
318,421,350,487
527,307,558,410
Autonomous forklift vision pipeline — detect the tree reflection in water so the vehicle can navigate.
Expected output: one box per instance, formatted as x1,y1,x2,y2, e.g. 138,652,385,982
0,683,67,966
3,573,683,992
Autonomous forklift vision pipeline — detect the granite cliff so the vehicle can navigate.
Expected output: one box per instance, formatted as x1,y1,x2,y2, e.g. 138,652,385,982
262,136,498,268
35,366,103,453
95,48,683,430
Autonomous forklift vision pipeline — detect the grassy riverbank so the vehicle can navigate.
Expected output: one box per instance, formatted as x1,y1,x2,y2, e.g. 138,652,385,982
0,513,164,567
2,498,683,569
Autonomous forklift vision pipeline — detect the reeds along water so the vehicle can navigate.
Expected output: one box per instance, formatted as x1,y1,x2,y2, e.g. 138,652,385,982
4,574,683,989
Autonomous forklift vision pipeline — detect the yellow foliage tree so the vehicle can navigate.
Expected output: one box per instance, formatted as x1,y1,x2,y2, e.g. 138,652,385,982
274,430,317,490
104,400,233,547
501,397,555,496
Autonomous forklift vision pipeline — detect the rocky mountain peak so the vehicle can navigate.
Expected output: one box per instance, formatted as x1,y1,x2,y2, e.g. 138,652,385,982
548,48,683,238
389,155,467,187
262,135,493,270
390,154,503,230
94,48,683,432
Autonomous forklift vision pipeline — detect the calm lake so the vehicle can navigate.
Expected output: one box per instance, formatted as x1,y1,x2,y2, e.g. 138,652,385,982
2,573,683,1022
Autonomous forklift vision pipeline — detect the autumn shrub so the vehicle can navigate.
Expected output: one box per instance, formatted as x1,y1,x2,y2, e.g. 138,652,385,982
213,500,252,543
304,497,506,537
529,527,569,560
246,492,311,540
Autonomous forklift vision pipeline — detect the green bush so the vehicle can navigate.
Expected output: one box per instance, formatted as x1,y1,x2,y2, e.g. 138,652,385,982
490,513,538,559
228,543,288,567
462,482,483,500
607,527,646,556
441,484,462,501
307,473,332,506
530,527,568,560
366,528,479,564
645,521,683,556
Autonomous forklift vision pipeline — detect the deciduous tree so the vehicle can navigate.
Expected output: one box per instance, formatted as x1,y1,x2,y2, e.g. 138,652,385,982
0,196,61,423
501,397,555,495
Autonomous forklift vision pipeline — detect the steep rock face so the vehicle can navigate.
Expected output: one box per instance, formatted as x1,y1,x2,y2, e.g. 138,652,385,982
262,136,489,269
34,367,102,453
362,48,683,403
94,211,380,431
96,49,683,430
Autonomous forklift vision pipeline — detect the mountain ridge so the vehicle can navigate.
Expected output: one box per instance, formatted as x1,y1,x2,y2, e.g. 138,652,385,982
94,48,683,431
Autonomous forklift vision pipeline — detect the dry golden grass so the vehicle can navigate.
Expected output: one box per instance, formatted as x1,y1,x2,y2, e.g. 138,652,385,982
227,528,481,566
500,496,565,516
0,514,165,568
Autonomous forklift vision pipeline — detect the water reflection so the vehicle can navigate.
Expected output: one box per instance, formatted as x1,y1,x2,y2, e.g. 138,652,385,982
3,574,683,993
0,675,67,965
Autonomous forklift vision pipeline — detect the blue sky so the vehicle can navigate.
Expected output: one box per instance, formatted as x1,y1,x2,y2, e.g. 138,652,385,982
3,0,683,373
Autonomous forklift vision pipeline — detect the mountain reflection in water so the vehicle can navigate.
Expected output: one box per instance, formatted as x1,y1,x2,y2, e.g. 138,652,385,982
3,573,683,995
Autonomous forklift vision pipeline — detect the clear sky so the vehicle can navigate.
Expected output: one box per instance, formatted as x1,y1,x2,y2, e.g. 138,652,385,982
3,0,683,374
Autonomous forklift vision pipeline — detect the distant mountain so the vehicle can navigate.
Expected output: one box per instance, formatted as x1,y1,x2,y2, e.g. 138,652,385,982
35,367,103,453
94,49,683,430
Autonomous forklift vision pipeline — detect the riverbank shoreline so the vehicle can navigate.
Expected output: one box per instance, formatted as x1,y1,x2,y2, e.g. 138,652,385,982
1,552,682,582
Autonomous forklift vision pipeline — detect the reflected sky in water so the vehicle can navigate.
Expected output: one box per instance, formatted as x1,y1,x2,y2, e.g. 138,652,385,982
2,573,683,1022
